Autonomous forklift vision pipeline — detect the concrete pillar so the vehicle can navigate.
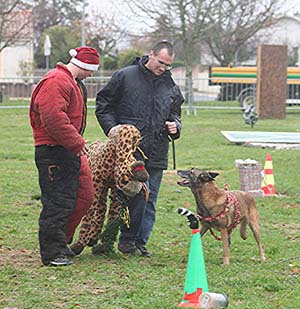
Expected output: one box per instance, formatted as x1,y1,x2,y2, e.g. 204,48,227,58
256,45,288,119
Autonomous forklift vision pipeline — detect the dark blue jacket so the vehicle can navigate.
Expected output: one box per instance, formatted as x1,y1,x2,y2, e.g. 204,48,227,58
95,56,184,169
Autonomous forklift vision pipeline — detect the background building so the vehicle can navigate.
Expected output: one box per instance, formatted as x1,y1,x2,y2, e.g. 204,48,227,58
0,10,34,79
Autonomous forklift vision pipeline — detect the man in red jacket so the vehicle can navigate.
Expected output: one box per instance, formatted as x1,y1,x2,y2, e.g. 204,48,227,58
30,46,100,266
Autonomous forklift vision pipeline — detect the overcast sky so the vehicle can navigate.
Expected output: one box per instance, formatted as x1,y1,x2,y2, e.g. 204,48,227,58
87,0,132,22
87,0,121,14
286,0,300,12
88,0,300,15
87,0,149,35
86,0,300,36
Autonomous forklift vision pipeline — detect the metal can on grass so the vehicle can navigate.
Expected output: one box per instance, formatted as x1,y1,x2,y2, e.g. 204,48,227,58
199,292,229,308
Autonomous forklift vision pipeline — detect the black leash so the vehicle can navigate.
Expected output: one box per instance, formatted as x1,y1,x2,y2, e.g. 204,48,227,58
172,138,176,170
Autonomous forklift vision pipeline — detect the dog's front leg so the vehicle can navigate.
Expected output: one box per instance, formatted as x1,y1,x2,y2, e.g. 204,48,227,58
221,229,230,265
200,223,209,237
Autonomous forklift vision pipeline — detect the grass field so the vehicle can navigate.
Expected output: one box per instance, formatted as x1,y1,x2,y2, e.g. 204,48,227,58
0,104,300,309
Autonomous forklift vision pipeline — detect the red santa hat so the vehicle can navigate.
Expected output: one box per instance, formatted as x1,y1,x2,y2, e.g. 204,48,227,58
69,46,100,71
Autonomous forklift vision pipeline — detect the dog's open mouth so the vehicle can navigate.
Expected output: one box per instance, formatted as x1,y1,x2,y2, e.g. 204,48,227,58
177,170,191,187
177,179,190,187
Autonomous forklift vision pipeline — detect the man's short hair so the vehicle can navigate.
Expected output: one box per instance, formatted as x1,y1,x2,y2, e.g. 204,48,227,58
152,41,174,56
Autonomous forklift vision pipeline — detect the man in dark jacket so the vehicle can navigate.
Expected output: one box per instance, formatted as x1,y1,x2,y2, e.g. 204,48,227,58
30,46,100,266
95,41,184,256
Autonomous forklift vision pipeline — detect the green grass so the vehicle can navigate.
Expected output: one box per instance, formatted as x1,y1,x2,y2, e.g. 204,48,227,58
1,105,300,308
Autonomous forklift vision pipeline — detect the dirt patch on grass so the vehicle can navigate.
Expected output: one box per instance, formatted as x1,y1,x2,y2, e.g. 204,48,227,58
163,170,177,175
282,203,300,209
0,246,40,268
273,223,300,240
162,171,178,186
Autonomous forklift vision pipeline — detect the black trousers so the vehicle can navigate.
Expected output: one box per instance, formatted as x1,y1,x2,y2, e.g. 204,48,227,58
35,145,80,264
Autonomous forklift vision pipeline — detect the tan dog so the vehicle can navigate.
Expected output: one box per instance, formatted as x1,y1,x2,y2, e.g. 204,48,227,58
177,168,266,265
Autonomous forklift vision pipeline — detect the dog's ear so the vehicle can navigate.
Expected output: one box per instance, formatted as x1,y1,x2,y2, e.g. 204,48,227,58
208,172,219,180
199,172,219,182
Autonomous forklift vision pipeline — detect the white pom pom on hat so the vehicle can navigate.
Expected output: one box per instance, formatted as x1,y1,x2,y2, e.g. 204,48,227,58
69,46,100,71
69,49,78,57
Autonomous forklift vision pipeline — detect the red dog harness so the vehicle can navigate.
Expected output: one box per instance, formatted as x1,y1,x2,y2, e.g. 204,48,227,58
198,184,241,240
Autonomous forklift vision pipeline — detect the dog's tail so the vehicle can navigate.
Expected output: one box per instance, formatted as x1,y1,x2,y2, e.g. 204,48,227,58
178,208,199,229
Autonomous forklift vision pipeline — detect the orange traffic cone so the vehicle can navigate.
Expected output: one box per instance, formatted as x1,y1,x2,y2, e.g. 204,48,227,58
261,154,276,196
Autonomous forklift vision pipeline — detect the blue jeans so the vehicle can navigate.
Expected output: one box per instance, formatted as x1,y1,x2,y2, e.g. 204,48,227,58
119,167,163,246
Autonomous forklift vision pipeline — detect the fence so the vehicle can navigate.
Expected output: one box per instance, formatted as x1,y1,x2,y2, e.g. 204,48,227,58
0,75,222,110
0,76,111,101
1,74,300,110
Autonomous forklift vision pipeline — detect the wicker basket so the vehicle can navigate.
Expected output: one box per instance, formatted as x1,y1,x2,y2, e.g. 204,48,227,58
235,160,263,197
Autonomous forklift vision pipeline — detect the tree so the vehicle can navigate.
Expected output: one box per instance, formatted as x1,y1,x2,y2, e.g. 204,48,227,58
85,12,126,60
204,0,282,66
0,0,33,53
102,55,118,70
32,0,82,48
35,25,81,69
117,48,145,68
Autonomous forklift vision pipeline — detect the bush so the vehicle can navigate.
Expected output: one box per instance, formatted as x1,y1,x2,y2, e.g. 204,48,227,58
117,48,145,68
103,55,118,70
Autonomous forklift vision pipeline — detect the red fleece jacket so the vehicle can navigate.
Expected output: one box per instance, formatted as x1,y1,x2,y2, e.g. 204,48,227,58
30,63,86,155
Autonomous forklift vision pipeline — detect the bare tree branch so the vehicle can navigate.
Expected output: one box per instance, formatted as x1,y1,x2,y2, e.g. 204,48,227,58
86,12,126,56
32,0,82,50
0,1,33,53
205,0,283,65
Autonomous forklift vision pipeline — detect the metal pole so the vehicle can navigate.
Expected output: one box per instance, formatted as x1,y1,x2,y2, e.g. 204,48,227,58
81,1,86,46
44,35,51,70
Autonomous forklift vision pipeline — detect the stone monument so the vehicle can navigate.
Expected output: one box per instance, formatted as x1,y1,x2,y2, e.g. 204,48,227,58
256,45,288,119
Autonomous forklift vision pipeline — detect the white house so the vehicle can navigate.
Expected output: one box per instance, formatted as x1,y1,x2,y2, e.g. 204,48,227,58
0,43,34,78
0,9,34,79
259,15,300,65
263,15,300,47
